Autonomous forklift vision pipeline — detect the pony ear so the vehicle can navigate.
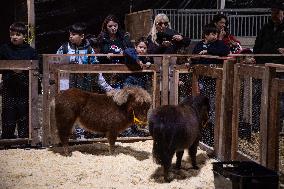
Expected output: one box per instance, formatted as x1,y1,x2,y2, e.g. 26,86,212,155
109,88,131,105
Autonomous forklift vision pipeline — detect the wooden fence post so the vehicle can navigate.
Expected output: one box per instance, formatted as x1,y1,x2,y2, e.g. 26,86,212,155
263,65,277,169
218,58,235,161
161,55,170,105
42,55,51,146
29,60,40,145
267,79,279,170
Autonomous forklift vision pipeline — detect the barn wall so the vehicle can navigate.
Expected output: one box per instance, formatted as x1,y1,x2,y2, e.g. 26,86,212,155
0,0,27,44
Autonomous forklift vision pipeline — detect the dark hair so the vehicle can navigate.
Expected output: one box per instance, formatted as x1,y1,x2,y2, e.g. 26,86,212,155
135,37,148,46
101,14,120,33
69,22,87,35
98,14,128,48
9,22,27,35
85,34,99,48
202,24,218,38
212,14,228,25
271,1,284,11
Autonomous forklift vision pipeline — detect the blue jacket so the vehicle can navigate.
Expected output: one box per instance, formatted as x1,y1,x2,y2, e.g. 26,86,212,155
57,40,112,92
192,40,230,64
57,40,98,64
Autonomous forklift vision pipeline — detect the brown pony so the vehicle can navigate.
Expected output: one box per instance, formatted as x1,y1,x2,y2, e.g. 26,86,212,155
148,95,209,182
50,86,152,156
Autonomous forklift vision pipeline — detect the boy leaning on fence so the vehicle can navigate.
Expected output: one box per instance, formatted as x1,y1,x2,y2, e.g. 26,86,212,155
0,22,38,139
192,24,230,65
56,22,113,92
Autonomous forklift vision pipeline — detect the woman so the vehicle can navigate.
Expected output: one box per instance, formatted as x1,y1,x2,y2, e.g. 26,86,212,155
210,14,243,54
147,13,190,54
97,14,133,63
96,15,136,89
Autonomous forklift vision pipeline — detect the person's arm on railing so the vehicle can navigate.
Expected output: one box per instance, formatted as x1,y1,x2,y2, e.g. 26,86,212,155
97,73,113,92
207,40,230,56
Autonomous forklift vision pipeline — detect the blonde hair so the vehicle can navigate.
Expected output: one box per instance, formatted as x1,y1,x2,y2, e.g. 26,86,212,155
149,13,171,45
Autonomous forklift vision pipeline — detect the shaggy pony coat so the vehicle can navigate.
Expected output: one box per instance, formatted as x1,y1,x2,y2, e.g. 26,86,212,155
148,95,209,182
51,86,152,156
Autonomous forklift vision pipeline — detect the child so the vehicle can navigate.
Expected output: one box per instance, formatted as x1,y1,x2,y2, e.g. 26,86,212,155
120,37,152,137
192,24,230,64
56,22,112,92
123,37,153,88
0,22,38,139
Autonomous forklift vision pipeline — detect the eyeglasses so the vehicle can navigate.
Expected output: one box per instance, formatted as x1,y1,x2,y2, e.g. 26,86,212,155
156,22,169,27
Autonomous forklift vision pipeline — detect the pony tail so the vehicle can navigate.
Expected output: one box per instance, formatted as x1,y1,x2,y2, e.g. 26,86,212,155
152,124,165,165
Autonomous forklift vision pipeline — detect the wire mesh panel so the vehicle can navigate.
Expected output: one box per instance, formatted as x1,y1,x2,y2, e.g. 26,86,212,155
279,92,284,186
237,77,262,163
178,73,193,103
0,60,40,146
1,70,30,139
198,76,216,148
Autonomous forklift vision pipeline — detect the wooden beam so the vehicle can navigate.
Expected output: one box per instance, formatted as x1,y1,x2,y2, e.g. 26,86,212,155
261,66,276,167
29,60,40,146
161,56,170,105
218,59,235,161
231,64,241,160
27,0,35,48
267,79,280,170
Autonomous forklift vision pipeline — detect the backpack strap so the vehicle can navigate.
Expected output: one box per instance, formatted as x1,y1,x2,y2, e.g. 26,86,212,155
62,42,68,54
87,45,93,64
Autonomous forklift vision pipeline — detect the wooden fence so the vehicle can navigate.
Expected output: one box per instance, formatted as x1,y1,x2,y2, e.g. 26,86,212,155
1,55,284,175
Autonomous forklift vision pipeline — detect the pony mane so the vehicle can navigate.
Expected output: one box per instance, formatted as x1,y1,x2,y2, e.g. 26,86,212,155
107,86,152,105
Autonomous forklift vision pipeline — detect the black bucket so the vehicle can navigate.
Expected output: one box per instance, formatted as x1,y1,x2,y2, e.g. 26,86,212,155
213,161,279,189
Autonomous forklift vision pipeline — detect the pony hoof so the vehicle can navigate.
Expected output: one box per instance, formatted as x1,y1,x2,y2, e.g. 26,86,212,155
164,173,174,183
63,148,72,157
174,165,181,170
164,177,173,183
63,152,72,157
192,165,199,170
108,149,115,155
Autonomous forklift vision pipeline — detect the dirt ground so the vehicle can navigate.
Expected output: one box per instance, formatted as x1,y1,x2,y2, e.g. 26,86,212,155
0,140,216,189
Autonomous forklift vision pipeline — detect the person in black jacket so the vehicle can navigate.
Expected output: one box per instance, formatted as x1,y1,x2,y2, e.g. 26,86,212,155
96,14,135,89
253,1,284,133
0,22,38,139
253,1,284,64
97,14,133,64
147,13,191,54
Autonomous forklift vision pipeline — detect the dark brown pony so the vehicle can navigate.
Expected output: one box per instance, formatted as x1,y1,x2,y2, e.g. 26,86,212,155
50,86,152,156
148,95,209,182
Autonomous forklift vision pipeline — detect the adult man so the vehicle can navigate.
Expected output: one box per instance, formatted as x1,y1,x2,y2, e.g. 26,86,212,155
253,1,284,64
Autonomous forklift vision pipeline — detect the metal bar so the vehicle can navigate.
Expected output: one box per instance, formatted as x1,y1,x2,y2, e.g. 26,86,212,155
153,8,270,39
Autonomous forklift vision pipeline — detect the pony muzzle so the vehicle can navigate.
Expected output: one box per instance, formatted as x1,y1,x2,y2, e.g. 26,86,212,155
133,110,147,128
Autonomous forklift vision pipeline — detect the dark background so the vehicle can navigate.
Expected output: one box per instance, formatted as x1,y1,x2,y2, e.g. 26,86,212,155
0,0,273,54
